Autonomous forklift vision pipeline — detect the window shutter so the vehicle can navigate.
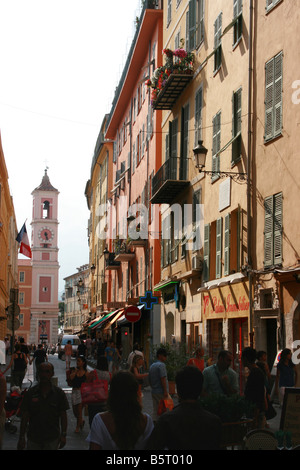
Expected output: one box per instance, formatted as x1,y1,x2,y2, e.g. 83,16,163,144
273,192,282,265
274,52,283,137
232,88,242,163
198,0,205,45
265,59,274,141
189,0,196,51
216,217,223,279
264,196,274,267
224,214,230,276
203,224,210,282
212,112,221,181
195,87,203,146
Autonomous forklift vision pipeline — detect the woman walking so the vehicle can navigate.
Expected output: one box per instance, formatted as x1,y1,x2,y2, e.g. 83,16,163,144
70,355,89,432
275,348,297,406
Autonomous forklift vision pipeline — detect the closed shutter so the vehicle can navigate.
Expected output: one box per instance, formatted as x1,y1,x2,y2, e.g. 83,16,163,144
189,0,196,51
265,52,283,141
195,87,203,146
224,214,231,276
216,217,223,279
203,224,210,282
274,52,283,137
273,192,283,265
212,112,221,181
264,196,274,267
265,59,274,141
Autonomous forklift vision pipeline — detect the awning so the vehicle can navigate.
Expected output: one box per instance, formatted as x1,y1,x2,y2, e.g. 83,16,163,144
89,309,123,331
198,272,247,292
154,280,179,291
103,308,125,329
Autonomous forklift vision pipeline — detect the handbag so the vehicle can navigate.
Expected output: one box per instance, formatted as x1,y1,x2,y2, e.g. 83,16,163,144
80,377,108,405
157,398,174,416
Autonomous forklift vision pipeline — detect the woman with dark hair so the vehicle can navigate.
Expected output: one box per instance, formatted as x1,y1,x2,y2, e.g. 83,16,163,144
70,355,89,432
275,348,297,406
87,371,154,450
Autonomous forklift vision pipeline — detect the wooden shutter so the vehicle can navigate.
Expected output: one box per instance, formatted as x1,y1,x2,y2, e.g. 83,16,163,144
195,87,203,146
203,224,210,282
232,88,242,163
212,112,221,180
224,214,231,276
273,192,283,265
274,52,283,137
189,0,196,51
264,196,274,267
265,52,282,141
216,217,223,279
265,58,274,141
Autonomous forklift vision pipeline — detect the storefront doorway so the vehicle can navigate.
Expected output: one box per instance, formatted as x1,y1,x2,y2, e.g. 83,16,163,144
232,318,248,393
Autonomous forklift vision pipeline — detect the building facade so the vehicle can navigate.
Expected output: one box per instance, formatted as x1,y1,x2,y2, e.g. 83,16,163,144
17,259,32,343
0,132,18,343
63,264,90,335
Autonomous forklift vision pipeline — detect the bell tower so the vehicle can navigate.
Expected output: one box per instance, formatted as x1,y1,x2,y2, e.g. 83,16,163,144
29,169,60,345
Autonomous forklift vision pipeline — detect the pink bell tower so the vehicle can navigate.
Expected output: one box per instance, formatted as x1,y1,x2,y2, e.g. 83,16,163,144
29,169,59,345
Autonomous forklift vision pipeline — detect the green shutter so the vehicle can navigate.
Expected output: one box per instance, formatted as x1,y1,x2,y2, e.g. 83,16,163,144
224,214,231,276
265,59,275,141
274,52,283,137
273,192,283,265
203,224,210,282
212,112,221,181
216,217,223,279
189,0,196,51
265,52,282,141
264,196,274,267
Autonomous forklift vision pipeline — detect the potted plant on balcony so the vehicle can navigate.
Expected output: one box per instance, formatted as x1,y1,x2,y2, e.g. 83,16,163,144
146,39,194,108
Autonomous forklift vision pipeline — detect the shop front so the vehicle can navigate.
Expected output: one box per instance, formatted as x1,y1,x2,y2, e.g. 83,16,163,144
200,275,250,393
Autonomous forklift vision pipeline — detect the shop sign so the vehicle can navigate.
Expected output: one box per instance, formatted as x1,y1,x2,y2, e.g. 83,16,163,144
202,282,249,318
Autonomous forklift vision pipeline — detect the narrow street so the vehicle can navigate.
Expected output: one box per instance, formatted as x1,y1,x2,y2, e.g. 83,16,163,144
2,353,155,451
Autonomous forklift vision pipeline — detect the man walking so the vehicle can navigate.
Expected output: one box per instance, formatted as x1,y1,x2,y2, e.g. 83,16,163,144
202,350,239,396
17,362,69,450
149,348,169,423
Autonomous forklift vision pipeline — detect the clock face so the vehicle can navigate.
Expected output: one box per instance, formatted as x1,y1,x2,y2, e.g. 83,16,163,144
38,227,54,242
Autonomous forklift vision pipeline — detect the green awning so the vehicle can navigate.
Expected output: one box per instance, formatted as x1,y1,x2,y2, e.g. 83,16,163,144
88,309,120,331
154,280,179,291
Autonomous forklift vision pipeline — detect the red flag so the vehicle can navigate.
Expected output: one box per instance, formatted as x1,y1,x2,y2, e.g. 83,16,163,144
16,223,32,258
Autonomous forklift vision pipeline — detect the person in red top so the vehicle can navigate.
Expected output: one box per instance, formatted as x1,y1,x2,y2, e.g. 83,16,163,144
187,347,205,372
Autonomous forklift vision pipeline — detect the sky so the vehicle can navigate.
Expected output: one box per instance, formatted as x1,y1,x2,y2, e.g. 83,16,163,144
0,0,141,297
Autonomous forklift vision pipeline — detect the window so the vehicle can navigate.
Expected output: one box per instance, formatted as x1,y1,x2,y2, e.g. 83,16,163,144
180,104,189,180
212,111,221,181
43,201,50,219
214,13,222,73
266,0,282,13
19,292,25,305
265,52,283,142
233,0,243,46
188,0,204,51
264,192,283,267
19,271,25,283
232,88,242,163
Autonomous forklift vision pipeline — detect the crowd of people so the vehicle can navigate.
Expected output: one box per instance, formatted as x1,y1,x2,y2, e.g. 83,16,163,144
0,335,298,450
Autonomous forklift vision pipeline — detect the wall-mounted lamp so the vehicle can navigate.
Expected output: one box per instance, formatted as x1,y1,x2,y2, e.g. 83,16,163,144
193,140,247,183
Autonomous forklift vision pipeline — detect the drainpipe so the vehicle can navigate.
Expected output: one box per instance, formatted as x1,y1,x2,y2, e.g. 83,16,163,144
247,0,254,347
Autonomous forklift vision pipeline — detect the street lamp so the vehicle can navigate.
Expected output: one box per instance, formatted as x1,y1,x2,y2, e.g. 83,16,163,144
193,140,247,183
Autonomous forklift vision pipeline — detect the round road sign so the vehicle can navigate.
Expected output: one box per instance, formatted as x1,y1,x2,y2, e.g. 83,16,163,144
125,305,141,323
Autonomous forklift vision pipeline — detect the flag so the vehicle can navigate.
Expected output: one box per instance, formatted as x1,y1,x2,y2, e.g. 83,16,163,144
16,223,32,258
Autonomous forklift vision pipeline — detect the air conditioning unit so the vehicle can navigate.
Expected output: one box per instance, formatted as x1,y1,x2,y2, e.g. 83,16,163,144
192,255,202,271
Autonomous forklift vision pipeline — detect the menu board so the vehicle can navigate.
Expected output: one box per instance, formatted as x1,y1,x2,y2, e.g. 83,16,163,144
280,388,300,446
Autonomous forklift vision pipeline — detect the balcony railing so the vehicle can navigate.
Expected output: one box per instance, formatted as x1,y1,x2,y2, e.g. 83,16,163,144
151,157,190,204
114,239,135,262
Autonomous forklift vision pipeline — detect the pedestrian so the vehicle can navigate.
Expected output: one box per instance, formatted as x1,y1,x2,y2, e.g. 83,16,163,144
64,340,73,370
2,343,28,389
148,347,169,423
130,354,149,395
0,372,7,449
31,343,47,381
77,339,87,358
127,343,144,368
86,336,92,358
96,337,106,360
19,338,30,363
70,355,89,433
202,350,239,396
147,366,222,450
186,347,205,371
275,348,297,406
86,355,111,427
241,347,267,429
86,371,154,450
17,361,69,450
105,340,118,374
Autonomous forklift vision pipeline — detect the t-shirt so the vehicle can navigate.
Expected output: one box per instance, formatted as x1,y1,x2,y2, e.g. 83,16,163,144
87,413,154,450
21,384,69,443
33,349,47,365
149,360,168,395
202,364,239,395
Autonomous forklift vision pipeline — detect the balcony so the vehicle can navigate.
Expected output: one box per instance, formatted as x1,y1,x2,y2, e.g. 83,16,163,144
151,158,190,204
114,239,135,262
105,252,121,270
152,73,193,110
